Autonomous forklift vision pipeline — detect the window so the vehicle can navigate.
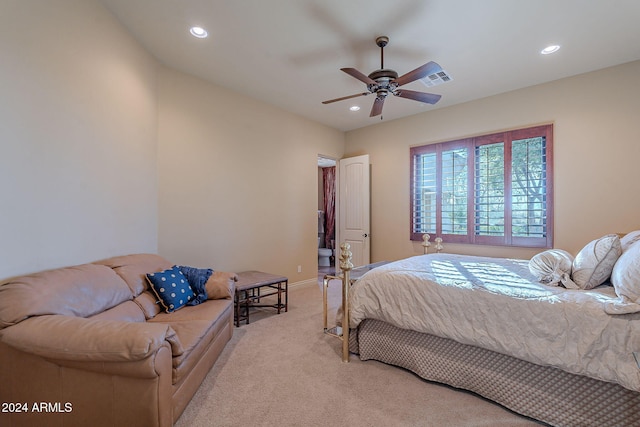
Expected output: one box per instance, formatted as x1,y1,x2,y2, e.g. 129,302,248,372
410,124,553,247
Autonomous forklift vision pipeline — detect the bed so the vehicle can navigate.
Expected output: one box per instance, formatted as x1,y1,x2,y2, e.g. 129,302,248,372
338,239,640,427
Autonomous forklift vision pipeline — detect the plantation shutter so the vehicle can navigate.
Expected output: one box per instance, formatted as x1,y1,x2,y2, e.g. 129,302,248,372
410,124,552,247
411,149,437,238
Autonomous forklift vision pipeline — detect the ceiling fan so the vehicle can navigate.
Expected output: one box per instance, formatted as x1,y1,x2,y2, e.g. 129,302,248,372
323,36,446,117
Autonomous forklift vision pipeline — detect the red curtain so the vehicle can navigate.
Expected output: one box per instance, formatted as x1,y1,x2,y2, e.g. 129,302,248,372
322,166,336,249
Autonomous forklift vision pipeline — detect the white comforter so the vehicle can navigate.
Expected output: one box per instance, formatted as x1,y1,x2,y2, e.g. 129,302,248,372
349,253,640,392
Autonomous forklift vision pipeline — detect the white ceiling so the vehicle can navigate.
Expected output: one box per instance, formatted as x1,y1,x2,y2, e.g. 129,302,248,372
99,0,640,132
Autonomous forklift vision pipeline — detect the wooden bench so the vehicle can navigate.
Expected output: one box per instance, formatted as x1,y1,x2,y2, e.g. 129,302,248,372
234,271,288,326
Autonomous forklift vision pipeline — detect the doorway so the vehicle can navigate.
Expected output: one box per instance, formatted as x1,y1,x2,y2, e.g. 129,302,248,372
317,155,337,276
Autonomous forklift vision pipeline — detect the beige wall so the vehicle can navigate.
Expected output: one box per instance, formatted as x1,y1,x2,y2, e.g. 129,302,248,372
0,0,159,279
345,60,640,262
157,68,344,282
0,0,343,283
3,1,637,282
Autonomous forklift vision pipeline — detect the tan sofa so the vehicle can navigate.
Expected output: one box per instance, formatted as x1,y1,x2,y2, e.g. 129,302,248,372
0,254,236,427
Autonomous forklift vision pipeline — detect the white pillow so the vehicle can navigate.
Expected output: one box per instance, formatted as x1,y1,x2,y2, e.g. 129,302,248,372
605,240,640,314
529,249,578,288
571,234,621,289
620,230,640,252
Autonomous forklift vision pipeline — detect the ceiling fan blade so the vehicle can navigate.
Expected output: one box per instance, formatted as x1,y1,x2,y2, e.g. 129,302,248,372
393,61,442,87
341,68,377,85
394,89,442,105
370,96,385,117
322,92,370,104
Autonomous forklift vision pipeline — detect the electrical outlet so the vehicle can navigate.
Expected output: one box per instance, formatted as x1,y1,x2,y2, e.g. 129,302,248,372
297,265,302,273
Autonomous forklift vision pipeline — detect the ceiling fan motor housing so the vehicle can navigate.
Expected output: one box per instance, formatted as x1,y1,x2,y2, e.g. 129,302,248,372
368,69,398,81
367,69,399,93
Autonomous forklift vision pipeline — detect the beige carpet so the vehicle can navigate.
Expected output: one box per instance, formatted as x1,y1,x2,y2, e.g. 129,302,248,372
175,281,543,427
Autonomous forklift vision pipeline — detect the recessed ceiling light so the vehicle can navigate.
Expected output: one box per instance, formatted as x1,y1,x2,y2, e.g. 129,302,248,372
349,105,360,111
540,45,560,55
190,26,208,38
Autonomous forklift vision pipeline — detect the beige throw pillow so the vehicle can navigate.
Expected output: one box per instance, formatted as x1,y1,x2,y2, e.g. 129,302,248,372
621,230,640,252
605,240,640,314
205,271,238,299
529,249,578,288
611,240,640,303
571,234,621,289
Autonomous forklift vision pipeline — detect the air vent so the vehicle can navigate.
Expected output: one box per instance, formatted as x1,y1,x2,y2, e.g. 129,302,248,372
420,70,453,88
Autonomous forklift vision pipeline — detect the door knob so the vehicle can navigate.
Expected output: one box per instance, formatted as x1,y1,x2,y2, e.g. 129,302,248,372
363,233,369,238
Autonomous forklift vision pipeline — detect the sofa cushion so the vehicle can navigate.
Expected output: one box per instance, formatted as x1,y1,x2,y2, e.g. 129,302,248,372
96,253,173,296
134,290,162,319
149,299,232,384
0,264,132,329
89,301,146,323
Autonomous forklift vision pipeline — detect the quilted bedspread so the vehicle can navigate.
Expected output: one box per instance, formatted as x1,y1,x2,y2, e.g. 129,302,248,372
348,253,640,392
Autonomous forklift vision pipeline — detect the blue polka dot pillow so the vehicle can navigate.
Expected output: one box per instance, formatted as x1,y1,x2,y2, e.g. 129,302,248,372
146,265,195,313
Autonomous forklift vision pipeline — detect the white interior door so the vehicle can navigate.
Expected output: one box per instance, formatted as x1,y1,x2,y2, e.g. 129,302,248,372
338,154,370,267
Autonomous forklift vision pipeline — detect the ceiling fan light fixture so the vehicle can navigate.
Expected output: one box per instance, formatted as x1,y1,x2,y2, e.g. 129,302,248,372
189,26,208,38
540,45,560,55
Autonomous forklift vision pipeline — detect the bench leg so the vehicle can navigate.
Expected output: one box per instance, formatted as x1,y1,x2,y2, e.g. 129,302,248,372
284,280,288,312
234,291,240,327
244,290,250,324
277,282,282,314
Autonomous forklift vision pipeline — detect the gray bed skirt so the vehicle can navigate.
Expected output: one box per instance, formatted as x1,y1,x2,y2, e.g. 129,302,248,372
350,319,640,427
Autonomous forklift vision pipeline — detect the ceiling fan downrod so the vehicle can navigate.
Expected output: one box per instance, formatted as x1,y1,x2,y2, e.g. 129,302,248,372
376,36,389,69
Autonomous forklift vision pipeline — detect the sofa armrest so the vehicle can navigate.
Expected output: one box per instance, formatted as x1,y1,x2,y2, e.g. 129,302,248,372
0,314,183,362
